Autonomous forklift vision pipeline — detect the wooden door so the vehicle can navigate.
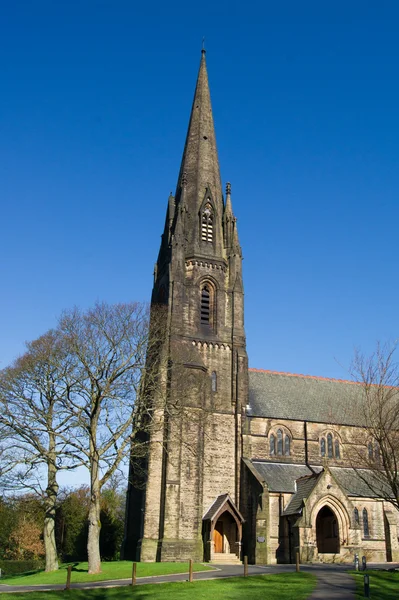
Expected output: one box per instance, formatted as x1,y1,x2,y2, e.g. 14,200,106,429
213,521,224,553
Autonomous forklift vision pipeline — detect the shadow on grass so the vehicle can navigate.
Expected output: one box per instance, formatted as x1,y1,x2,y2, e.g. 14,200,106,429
353,570,399,600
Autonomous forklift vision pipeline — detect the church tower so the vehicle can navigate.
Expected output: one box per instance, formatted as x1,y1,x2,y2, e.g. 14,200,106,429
124,50,248,562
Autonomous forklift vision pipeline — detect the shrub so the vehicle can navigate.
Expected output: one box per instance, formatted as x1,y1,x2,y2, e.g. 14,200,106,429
0,559,44,577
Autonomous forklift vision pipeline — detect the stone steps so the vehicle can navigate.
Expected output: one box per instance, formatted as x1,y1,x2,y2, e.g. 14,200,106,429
211,552,242,565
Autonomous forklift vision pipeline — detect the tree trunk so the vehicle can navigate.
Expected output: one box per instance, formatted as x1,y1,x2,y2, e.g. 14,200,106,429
87,451,102,574
44,442,59,571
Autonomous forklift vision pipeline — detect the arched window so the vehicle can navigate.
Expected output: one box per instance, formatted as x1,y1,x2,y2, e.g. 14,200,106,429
284,435,291,456
327,433,333,458
211,371,217,392
335,439,340,459
277,429,283,455
354,508,359,524
320,437,326,457
201,202,214,243
270,434,276,455
200,285,211,325
363,508,370,538
368,442,373,460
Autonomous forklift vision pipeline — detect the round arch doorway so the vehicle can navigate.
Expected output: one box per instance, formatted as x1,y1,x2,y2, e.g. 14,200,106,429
316,506,340,554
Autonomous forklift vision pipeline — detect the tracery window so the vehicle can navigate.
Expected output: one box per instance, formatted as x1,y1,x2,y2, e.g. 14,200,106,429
201,202,214,243
363,508,370,538
269,429,291,456
270,434,276,455
320,433,341,460
354,508,359,524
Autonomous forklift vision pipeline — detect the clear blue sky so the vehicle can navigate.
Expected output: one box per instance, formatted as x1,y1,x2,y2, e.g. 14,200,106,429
1,1,399,380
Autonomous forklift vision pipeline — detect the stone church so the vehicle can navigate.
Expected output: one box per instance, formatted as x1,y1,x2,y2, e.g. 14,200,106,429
123,51,399,564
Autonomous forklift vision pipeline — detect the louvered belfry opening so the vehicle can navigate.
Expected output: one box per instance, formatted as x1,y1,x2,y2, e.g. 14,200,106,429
201,202,213,242
201,285,211,325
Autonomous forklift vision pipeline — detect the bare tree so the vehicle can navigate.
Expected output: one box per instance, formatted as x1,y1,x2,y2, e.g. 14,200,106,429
0,331,78,571
59,302,150,574
350,341,399,510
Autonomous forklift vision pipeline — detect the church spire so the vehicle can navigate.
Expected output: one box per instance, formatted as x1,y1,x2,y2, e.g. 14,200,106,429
175,50,223,218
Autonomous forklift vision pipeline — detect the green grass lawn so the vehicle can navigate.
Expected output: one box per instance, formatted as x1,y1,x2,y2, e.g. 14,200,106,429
0,573,316,599
2,561,213,585
353,570,399,600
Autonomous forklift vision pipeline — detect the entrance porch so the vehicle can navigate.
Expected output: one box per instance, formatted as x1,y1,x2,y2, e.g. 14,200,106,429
203,494,244,564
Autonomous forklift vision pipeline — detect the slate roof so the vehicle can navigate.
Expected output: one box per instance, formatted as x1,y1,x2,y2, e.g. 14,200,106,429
250,461,322,493
248,369,365,426
249,461,389,500
202,493,244,522
283,474,320,516
330,467,390,498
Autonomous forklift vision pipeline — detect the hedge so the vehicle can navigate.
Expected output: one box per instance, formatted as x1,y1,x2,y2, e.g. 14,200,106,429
0,560,44,577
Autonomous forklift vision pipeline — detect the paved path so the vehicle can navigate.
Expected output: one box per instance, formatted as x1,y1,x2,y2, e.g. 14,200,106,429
0,562,397,596
306,567,356,599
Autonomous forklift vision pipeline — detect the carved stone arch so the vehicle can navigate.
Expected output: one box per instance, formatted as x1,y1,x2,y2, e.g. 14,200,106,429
310,494,350,545
320,427,342,441
269,422,293,438
197,274,219,291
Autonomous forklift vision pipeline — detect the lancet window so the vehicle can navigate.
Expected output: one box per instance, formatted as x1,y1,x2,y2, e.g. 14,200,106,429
201,202,214,243
363,508,370,538
200,282,215,328
200,285,211,324
211,371,217,392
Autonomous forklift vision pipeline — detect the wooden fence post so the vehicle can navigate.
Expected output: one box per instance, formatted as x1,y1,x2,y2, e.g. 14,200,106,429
65,565,72,591
189,559,193,583
132,562,137,586
244,555,248,577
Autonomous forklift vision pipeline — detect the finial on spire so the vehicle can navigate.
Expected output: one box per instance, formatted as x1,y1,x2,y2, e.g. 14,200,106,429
201,37,206,55
226,182,231,196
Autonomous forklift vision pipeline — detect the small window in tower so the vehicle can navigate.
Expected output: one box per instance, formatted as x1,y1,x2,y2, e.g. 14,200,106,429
327,433,333,458
200,285,211,324
201,202,214,243
270,434,276,455
277,429,283,455
211,371,217,392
